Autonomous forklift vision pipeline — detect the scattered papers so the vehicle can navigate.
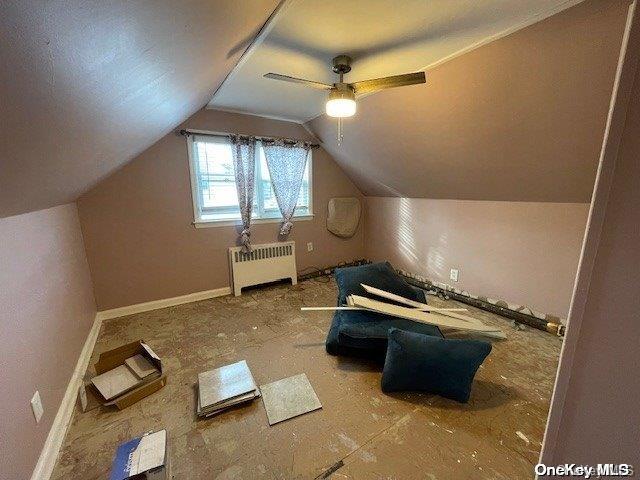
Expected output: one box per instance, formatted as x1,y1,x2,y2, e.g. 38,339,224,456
260,373,322,425
197,360,259,417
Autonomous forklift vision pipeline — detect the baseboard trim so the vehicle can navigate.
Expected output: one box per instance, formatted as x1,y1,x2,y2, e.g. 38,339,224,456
96,287,232,321
30,314,102,480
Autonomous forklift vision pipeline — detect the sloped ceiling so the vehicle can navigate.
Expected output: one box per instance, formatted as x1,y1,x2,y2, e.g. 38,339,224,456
307,0,629,202
0,0,280,218
209,0,587,122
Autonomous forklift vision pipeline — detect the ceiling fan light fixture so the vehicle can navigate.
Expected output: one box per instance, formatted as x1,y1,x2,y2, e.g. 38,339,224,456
326,86,356,118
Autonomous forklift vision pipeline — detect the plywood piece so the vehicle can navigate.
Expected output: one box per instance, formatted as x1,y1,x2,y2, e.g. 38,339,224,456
91,365,140,401
125,354,158,379
260,373,322,426
198,360,257,410
348,295,502,334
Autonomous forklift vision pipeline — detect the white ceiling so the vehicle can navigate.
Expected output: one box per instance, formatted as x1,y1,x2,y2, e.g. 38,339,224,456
208,0,584,122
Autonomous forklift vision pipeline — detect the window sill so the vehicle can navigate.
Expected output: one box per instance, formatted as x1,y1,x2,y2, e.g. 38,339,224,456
193,214,315,229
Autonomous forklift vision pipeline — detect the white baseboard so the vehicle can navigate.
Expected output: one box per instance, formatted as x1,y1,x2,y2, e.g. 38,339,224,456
30,314,102,480
96,286,232,321
30,286,231,478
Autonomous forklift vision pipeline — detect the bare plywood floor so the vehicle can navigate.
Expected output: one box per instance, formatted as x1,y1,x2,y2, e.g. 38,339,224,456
52,278,562,479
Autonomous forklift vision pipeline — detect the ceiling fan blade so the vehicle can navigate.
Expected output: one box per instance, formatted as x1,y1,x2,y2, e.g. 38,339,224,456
263,73,333,90
350,72,426,95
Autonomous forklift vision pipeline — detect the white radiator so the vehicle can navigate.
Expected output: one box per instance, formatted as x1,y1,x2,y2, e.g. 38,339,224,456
228,241,297,296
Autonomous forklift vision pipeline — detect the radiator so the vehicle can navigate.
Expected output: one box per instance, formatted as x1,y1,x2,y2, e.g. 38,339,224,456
228,241,297,296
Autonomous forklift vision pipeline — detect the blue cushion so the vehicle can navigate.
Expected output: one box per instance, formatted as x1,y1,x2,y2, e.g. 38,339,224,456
381,328,491,403
338,319,443,353
334,262,422,306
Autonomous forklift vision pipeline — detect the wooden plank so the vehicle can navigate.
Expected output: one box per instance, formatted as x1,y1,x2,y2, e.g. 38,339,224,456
347,295,502,334
361,283,499,328
360,284,468,312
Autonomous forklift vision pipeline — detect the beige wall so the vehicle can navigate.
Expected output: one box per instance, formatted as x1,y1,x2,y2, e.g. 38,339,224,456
0,203,96,479
364,197,588,318
542,3,640,466
308,0,629,203
78,109,365,311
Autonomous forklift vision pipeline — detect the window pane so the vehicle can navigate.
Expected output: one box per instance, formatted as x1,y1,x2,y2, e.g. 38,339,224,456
194,140,238,210
258,147,310,212
191,137,312,221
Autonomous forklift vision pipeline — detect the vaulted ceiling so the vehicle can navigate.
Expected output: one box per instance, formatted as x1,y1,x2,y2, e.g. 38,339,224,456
0,0,280,218
208,0,588,122
1,0,629,218
306,0,629,202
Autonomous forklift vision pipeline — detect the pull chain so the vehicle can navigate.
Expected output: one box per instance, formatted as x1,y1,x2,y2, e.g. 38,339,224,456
337,118,344,146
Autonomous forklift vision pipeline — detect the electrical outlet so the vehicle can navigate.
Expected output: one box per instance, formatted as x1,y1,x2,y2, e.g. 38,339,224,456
31,390,44,424
307,242,314,252
450,268,459,282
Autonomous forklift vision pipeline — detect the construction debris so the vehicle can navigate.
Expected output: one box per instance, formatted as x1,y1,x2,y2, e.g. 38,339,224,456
196,360,259,418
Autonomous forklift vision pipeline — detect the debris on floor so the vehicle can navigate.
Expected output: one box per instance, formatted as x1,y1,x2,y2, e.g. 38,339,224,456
196,359,259,417
110,429,169,480
86,340,165,410
260,373,322,425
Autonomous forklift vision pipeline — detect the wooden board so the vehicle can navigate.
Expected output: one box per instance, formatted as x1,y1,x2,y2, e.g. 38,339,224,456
360,284,504,332
360,284,468,313
347,295,502,334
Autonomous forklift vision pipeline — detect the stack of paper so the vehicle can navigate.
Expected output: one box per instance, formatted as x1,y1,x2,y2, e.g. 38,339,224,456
196,360,259,417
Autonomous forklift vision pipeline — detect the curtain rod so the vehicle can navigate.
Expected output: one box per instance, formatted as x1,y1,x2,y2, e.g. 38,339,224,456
179,128,320,148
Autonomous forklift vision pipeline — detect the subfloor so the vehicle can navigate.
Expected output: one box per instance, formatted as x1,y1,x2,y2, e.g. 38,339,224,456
52,278,562,479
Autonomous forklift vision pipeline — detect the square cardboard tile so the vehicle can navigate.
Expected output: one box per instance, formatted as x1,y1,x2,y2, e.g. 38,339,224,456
260,373,322,425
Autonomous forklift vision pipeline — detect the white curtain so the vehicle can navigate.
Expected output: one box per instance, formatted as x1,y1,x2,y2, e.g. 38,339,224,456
230,135,256,252
262,140,312,235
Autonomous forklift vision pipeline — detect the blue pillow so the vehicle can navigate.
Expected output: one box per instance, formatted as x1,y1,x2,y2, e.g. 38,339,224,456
334,261,421,306
381,328,491,403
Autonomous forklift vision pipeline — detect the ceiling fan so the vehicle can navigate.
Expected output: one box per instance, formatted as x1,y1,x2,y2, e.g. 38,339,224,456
264,55,426,144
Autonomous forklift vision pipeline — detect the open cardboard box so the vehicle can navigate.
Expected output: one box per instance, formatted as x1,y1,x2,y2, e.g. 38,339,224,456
85,340,166,411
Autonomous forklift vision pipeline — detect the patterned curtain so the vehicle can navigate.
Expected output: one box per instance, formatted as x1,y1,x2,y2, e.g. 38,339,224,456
262,140,312,235
230,135,256,252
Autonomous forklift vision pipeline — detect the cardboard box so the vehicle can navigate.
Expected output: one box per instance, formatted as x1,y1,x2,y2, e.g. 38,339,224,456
110,430,170,480
86,340,166,410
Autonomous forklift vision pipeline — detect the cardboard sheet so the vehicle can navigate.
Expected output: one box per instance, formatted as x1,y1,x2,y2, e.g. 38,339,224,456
110,429,167,480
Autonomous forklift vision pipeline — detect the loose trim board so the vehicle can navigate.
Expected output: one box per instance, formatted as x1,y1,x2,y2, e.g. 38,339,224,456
360,284,468,314
260,373,322,425
348,295,503,334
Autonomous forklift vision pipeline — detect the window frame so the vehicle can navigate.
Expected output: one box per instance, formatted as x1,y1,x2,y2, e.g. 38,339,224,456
186,132,314,228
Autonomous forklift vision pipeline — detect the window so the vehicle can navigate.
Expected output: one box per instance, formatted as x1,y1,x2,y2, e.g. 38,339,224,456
188,134,312,226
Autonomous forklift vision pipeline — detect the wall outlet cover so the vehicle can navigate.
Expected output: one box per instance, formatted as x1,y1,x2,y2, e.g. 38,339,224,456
450,268,459,282
307,242,313,252
31,390,44,423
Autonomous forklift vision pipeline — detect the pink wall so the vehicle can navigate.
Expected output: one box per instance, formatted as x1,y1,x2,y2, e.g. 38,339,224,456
364,197,589,318
0,203,96,479
542,3,640,466
78,109,365,311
